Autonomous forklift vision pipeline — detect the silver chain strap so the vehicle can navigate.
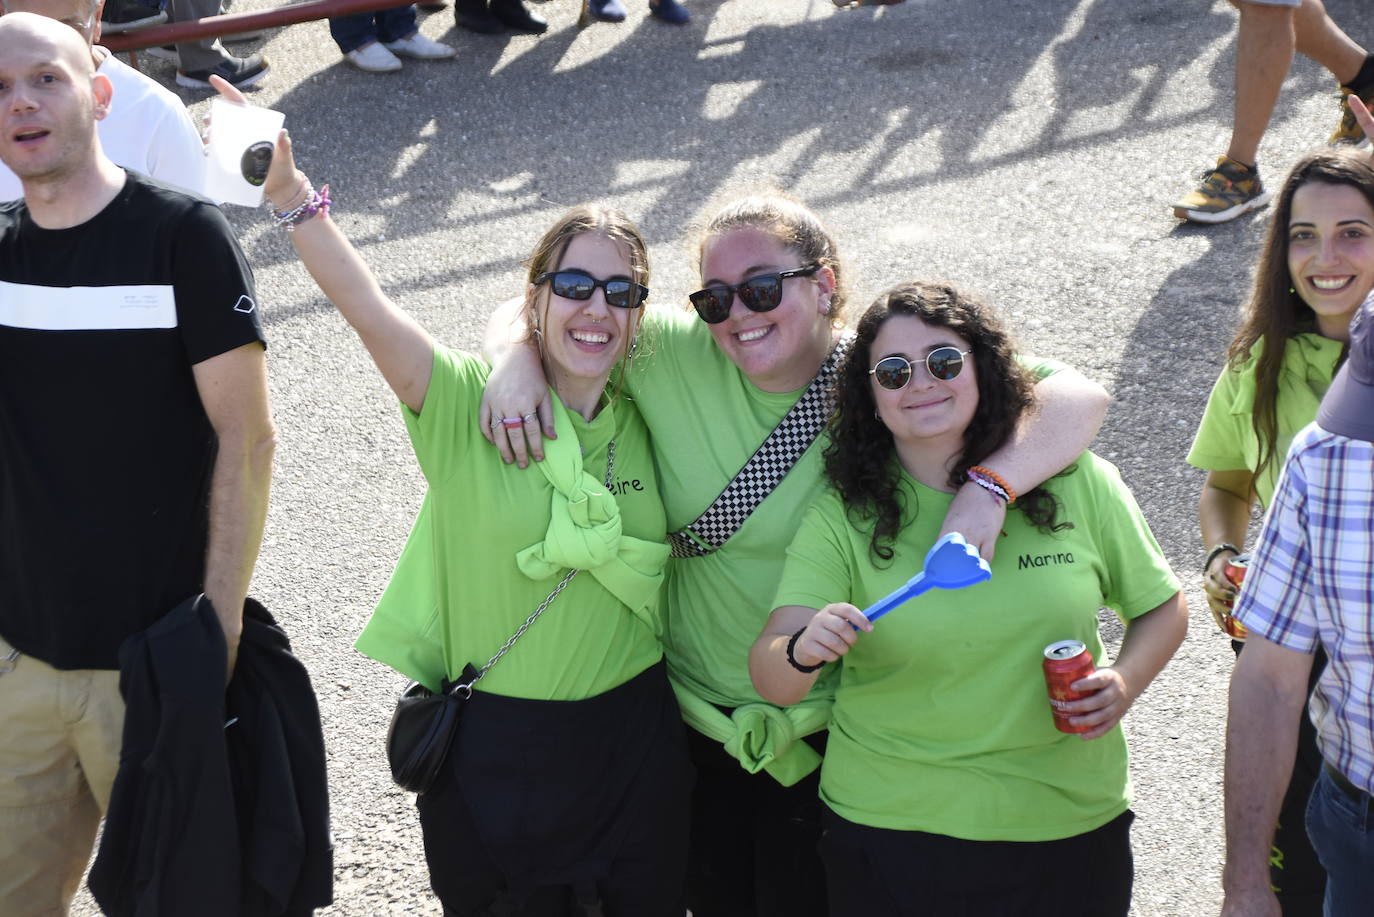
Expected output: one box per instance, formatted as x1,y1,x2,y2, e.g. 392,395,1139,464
454,440,617,698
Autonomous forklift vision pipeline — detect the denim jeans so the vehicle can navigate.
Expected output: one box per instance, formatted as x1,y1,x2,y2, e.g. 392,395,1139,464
329,5,418,53
1306,765,1374,917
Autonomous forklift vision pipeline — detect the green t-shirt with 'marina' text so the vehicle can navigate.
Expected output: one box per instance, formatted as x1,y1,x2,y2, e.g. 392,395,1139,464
774,452,1179,841
627,306,1067,710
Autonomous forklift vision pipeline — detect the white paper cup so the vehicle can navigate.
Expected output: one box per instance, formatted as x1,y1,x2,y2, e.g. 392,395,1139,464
204,99,285,208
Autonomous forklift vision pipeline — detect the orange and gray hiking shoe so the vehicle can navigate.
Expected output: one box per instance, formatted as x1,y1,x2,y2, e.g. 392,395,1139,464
1329,84,1374,144
1172,156,1272,224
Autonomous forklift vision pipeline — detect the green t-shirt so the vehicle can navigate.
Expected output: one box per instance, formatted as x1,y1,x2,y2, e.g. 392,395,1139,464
1186,332,1344,509
627,307,1067,709
356,346,665,700
774,452,1180,841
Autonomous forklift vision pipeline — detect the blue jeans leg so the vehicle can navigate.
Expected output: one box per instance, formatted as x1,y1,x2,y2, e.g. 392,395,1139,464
329,7,417,53
1305,766,1374,917
329,13,378,53
374,4,419,42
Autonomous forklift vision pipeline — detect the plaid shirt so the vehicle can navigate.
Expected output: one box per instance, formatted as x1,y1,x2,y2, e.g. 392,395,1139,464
1235,422,1374,794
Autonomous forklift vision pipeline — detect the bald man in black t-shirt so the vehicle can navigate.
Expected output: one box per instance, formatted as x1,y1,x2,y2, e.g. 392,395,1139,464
0,14,275,915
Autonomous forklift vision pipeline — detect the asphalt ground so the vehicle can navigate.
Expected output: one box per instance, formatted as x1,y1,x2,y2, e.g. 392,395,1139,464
67,0,1370,914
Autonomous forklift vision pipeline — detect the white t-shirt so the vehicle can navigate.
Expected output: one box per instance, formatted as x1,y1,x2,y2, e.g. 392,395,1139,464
0,52,207,201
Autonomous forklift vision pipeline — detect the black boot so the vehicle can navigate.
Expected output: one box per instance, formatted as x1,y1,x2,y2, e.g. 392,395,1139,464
491,0,547,33
455,0,504,34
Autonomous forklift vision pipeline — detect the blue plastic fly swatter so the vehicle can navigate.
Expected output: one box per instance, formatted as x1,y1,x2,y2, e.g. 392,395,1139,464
860,532,992,624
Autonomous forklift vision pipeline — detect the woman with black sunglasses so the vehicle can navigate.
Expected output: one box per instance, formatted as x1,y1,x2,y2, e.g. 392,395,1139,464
750,282,1187,917
260,131,691,916
480,192,1108,916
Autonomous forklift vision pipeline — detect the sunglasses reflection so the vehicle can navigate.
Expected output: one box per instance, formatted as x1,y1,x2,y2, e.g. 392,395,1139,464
536,270,649,309
689,264,821,324
869,347,970,389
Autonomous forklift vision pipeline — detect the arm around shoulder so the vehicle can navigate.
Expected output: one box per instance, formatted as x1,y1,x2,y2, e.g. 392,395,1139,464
1003,365,1109,493
478,296,554,465
940,365,1109,560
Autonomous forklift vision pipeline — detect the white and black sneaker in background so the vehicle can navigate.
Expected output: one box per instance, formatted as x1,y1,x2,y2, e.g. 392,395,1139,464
176,53,269,89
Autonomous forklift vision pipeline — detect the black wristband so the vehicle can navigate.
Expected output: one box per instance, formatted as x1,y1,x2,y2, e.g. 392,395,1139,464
1203,542,1241,575
785,628,825,674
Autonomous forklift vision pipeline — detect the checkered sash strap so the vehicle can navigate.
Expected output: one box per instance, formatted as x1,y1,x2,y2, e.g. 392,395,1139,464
667,332,855,559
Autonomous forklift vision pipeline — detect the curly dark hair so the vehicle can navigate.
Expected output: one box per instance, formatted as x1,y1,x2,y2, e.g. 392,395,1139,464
823,281,1071,564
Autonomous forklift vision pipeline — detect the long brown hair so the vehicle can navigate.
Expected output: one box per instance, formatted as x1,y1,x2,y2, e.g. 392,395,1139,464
1232,150,1374,480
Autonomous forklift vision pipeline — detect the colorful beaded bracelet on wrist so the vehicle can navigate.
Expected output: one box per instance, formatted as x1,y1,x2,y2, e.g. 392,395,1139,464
967,474,1009,504
269,183,331,231
967,465,1017,506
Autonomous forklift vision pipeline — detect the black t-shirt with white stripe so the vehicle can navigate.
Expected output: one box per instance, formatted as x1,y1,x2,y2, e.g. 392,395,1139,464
0,171,265,670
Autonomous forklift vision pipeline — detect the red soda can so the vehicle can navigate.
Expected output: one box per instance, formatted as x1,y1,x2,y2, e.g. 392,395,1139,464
1220,554,1251,641
1043,639,1095,734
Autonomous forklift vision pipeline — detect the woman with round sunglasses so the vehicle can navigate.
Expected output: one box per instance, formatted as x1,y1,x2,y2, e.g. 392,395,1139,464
751,282,1187,917
1189,148,1374,916
480,192,1108,915
260,132,691,916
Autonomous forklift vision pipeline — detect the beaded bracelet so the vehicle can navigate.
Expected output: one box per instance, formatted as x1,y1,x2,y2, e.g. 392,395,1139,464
785,628,825,674
269,183,331,231
967,465,1017,506
966,474,1008,504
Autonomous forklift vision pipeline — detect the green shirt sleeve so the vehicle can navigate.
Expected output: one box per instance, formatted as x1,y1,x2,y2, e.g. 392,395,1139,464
1016,352,1068,381
401,346,488,487
1077,454,1182,620
1187,363,1253,473
773,490,855,612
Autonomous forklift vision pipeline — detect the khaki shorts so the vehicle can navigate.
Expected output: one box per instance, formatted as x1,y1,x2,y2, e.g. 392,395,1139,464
0,634,123,917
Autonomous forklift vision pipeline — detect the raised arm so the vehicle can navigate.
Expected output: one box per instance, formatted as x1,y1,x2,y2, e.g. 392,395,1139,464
940,366,1110,560
478,297,554,466
193,341,276,677
263,130,434,413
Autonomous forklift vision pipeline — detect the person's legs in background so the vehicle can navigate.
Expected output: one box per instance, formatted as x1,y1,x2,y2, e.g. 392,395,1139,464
169,0,269,89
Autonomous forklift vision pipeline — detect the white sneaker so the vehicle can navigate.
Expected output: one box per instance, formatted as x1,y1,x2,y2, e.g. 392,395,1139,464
384,33,456,60
346,41,402,72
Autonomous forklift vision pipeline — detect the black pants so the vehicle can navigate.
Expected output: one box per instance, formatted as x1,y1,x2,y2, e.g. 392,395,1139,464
684,724,828,917
1234,640,1328,915
820,807,1135,917
416,661,692,917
